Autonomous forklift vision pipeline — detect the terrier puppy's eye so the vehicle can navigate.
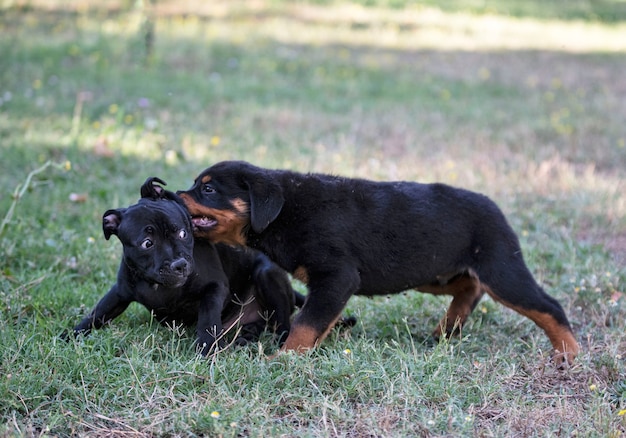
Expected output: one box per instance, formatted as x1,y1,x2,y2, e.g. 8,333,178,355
141,238,153,249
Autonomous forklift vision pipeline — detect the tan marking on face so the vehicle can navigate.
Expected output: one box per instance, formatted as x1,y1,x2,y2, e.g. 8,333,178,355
231,198,249,214
179,193,249,246
293,266,309,284
201,175,212,184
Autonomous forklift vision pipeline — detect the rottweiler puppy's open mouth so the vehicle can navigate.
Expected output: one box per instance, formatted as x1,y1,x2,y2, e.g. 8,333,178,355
191,215,218,232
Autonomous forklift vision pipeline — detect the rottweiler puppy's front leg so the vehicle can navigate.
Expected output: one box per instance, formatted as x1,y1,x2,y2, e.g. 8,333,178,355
196,281,230,355
281,267,359,353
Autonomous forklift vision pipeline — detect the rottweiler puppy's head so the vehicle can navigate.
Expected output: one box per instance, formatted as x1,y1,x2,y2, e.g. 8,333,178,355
103,178,194,288
177,161,284,245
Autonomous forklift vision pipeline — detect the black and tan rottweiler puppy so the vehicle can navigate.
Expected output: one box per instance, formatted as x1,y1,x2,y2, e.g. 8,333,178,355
68,177,300,354
178,160,580,365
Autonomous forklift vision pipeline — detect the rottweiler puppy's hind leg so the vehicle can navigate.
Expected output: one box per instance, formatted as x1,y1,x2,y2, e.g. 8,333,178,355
479,261,580,366
419,273,485,339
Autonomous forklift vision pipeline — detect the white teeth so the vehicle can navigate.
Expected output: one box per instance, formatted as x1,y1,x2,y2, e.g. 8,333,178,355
192,216,217,228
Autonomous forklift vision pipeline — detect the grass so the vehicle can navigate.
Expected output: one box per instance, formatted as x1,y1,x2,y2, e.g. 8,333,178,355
1,0,625,436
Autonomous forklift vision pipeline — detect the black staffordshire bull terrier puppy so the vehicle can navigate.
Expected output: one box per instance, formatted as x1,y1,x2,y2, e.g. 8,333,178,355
68,177,300,354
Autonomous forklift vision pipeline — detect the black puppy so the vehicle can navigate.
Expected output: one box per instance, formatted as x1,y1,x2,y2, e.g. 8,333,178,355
178,160,580,365
68,177,299,354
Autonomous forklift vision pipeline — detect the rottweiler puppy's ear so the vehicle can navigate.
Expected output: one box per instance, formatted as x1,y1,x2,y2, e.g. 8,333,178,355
102,209,125,240
245,174,284,233
140,177,168,199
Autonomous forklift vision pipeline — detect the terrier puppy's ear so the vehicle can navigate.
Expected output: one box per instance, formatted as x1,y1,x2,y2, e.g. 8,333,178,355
102,209,125,240
140,177,168,199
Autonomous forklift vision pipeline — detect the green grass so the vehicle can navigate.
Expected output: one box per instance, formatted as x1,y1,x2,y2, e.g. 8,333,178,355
1,1,625,436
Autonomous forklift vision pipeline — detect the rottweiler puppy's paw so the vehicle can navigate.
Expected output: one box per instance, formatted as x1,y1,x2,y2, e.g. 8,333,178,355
552,345,580,370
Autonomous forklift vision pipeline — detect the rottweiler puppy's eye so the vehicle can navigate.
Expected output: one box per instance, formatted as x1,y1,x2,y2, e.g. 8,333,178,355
202,184,215,194
178,229,187,239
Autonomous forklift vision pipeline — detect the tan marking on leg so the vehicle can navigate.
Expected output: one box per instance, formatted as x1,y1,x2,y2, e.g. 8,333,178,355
279,313,344,354
418,274,484,338
315,314,344,346
513,307,580,365
281,323,320,353
483,286,580,365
